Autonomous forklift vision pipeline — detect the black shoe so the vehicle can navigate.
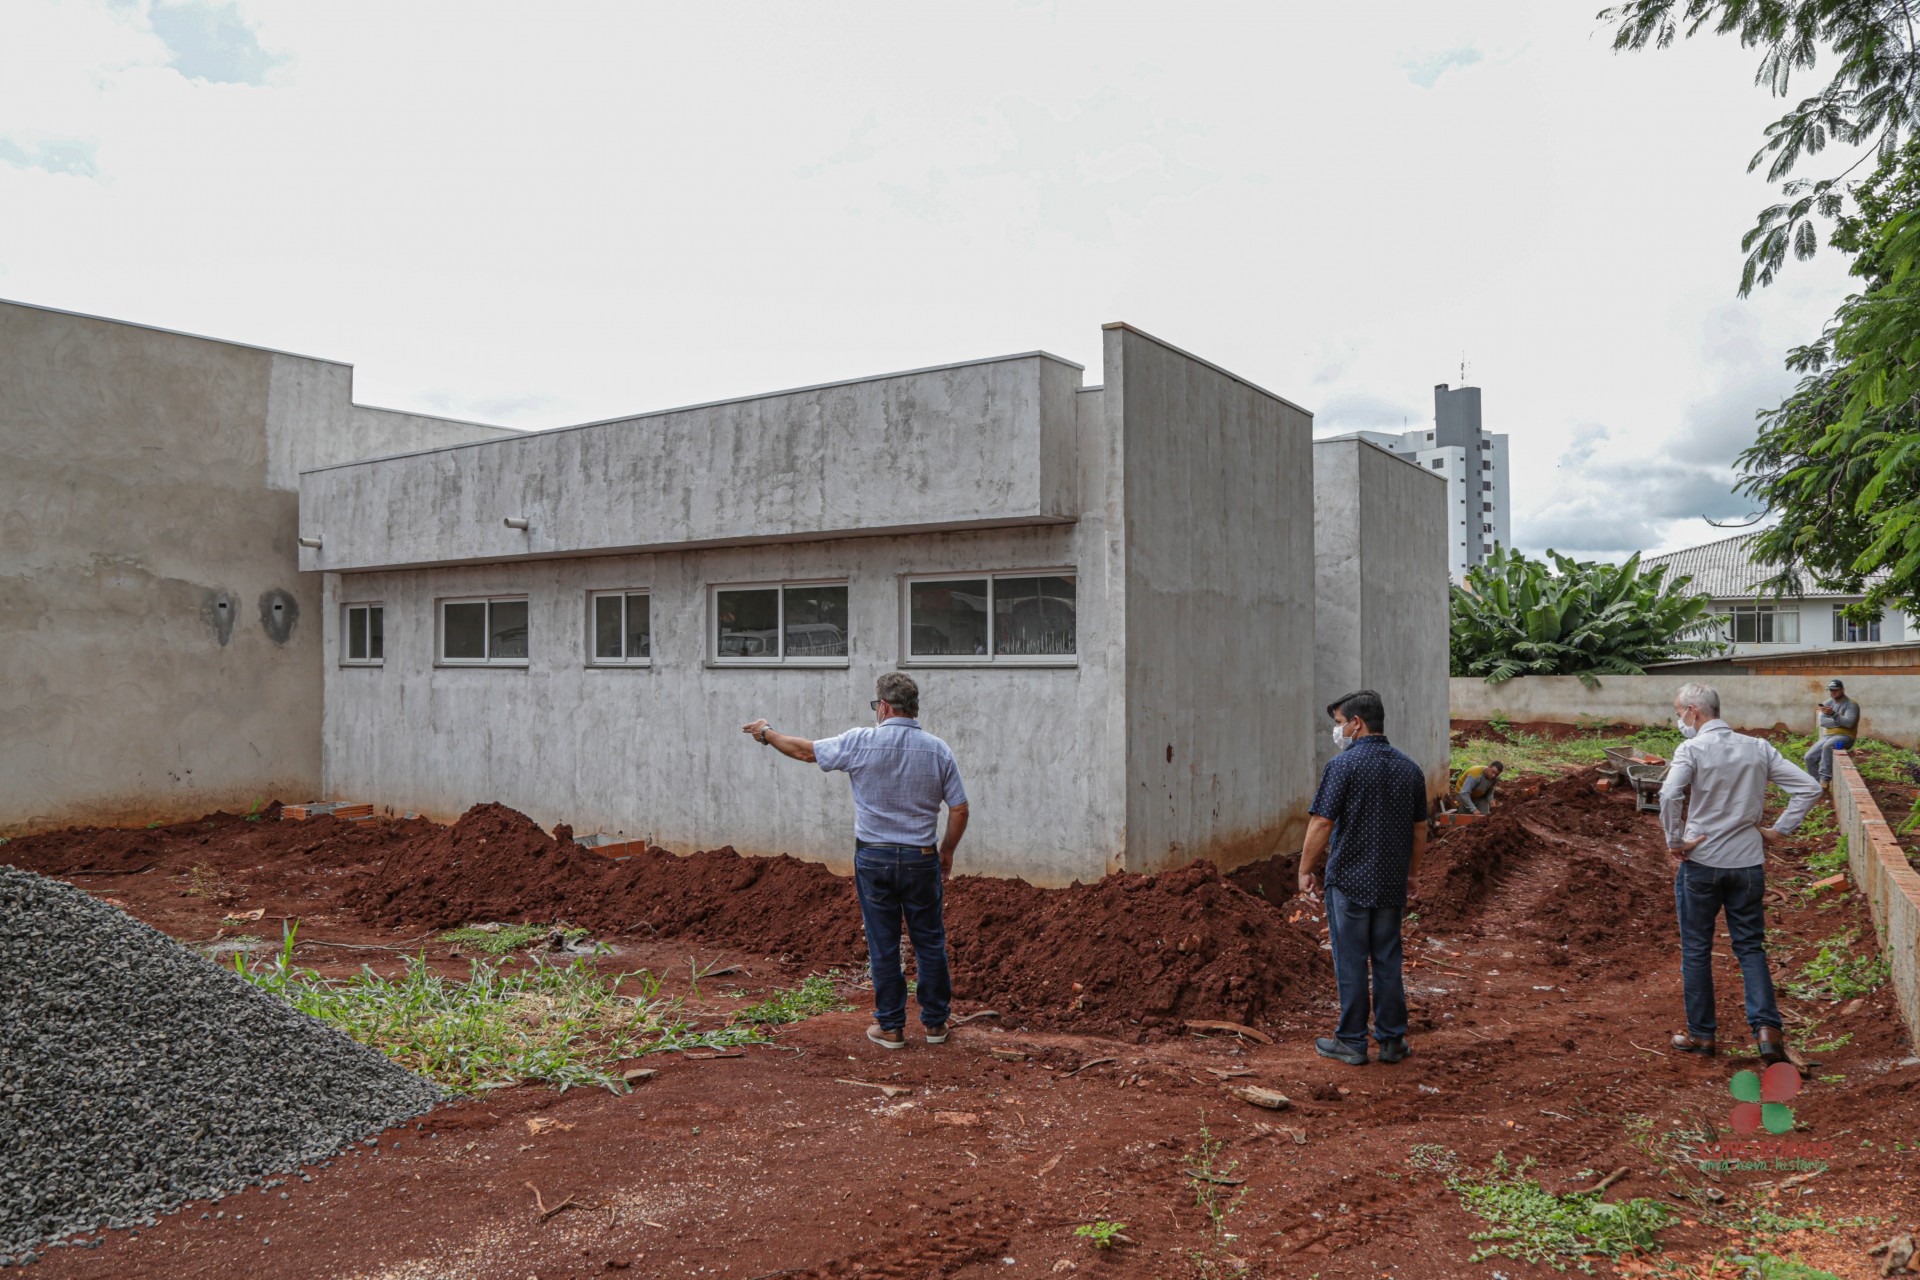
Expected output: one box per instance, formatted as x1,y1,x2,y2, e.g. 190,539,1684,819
1377,1036,1410,1063
1315,1036,1368,1066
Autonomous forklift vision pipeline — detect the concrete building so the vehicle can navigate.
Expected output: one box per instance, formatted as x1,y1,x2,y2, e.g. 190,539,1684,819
298,324,1351,885
1312,438,1452,791
1324,383,1510,581
1646,532,1916,655
0,300,517,831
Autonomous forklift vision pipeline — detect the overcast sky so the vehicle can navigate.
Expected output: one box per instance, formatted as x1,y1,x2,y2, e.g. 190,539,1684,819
0,0,1864,559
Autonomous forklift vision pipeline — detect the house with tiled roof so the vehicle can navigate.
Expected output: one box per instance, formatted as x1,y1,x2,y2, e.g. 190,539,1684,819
1645,531,1913,654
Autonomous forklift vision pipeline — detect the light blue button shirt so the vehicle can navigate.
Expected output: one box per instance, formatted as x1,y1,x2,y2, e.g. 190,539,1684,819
814,718,967,846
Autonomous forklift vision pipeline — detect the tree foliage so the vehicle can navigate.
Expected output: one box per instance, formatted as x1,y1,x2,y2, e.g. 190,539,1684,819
1605,1,1920,614
1450,548,1720,686
1602,0,1920,293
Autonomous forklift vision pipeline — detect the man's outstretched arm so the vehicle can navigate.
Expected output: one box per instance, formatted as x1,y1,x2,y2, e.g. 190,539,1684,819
742,718,816,764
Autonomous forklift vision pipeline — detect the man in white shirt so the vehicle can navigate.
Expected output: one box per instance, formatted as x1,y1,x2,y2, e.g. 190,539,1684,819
1658,683,1822,1065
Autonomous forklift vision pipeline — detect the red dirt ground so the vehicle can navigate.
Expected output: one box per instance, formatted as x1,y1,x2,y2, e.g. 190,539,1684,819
9,761,1920,1279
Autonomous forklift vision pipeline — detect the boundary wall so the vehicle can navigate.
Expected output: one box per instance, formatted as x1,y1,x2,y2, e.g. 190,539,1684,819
1450,674,1920,748
1832,751,1920,1056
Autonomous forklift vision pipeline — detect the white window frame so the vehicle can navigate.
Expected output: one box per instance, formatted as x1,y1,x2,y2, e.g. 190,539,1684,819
900,569,1079,668
1832,610,1883,644
341,602,384,667
1725,602,1800,645
587,590,653,667
437,595,531,667
708,579,850,668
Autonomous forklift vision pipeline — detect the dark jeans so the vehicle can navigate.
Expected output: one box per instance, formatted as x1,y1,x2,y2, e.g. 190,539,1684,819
1675,860,1781,1039
1325,885,1407,1048
853,843,952,1030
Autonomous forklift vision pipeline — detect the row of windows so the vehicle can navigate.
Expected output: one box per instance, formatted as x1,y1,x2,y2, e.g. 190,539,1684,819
339,572,1079,669
1707,604,1885,645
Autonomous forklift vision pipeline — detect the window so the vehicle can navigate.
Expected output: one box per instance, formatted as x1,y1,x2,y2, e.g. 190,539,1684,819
1724,603,1799,645
589,591,651,664
905,572,1076,664
1833,611,1882,643
1429,458,1444,469
1482,522,1494,533
1481,460,1493,471
1425,432,1434,439
439,596,529,665
712,582,848,664
1482,502,1493,513
1481,481,1493,492
342,603,383,665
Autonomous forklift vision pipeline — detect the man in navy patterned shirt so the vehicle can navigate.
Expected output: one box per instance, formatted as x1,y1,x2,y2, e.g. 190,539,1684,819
1297,689,1430,1066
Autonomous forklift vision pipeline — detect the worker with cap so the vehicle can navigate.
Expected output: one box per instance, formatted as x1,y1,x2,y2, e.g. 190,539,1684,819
1802,679,1861,785
1455,760,1505,815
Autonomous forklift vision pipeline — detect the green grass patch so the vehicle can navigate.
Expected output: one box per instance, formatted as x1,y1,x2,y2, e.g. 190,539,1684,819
1784,928,1889,1001
236,927,842,1093
732,973,849,1025
1847,740,1920,785
1446,1153,1673,1273
440,922,585,954
1805,834,1848,876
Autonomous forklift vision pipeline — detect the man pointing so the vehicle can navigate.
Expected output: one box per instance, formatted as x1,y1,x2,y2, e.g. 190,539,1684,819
743,672,969,1051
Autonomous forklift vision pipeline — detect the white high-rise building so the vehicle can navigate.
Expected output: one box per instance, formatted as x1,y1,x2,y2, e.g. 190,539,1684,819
1323,383,1509,582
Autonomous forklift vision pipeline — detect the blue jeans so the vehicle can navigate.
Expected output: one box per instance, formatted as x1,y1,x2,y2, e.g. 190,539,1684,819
1675,860,1781,1039
1325,885,1407,1048
853,843,951,1030
1802,736,1852,783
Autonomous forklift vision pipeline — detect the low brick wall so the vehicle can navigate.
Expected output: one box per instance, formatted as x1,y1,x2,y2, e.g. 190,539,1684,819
1833,751,1920,1055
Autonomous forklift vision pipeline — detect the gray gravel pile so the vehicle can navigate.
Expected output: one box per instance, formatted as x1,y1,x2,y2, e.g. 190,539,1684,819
0,866,440,1262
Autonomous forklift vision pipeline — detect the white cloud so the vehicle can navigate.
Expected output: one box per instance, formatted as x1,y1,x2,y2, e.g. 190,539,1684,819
0,0,1865,561
149,1,283,85
1403,45,1484,89
0,136,98,177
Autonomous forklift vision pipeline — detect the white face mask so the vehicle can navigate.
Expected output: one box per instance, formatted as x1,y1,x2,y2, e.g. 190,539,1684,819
1331,722,1351,751
1676,715,1698,739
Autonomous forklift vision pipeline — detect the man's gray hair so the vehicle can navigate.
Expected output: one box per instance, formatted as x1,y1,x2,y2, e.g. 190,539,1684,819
1676,682,1721,718
876,672,919,718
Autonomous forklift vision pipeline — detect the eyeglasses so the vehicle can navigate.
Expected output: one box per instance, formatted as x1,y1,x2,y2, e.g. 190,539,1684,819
869,700,882,711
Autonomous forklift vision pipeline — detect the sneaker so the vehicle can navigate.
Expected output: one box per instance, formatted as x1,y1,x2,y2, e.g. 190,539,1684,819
925,1023,950,1045
1377,1036,1410,1064
1315,1036,1368,1066
867,1024,907,1050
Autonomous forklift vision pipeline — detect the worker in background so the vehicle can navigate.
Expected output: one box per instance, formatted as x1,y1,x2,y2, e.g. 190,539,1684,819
1455,760,1505,815
1802,678,1861,785
1298,689,1428,1067
1660,682,1821,1066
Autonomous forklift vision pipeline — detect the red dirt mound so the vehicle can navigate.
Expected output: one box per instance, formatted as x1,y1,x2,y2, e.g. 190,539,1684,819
946,860,1329,1035
1413,770,1616,926
348,805,866,957
347,804,1326,1034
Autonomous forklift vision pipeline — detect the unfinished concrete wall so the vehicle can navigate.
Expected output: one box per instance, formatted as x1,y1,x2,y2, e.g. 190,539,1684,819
299,354,1084,574
319,525,1124,886
1108,324,1316,872
1313,438,1450,791
0,300,516,832
1449,674,1920,747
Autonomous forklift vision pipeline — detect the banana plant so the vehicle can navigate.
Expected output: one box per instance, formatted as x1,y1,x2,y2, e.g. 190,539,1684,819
1450,547,1722,687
